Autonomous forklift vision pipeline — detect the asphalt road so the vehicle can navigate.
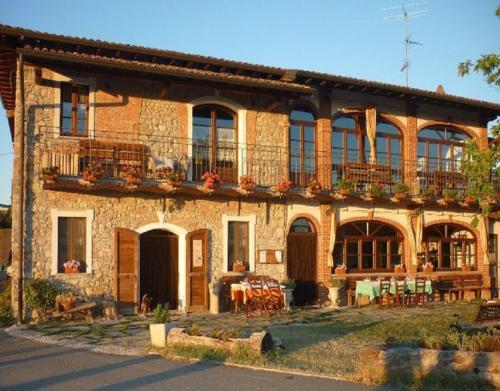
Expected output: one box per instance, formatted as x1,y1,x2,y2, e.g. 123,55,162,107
0,331,377,391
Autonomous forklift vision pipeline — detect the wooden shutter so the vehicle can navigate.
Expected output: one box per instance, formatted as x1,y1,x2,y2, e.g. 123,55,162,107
186,229,209,312
115,228,139,314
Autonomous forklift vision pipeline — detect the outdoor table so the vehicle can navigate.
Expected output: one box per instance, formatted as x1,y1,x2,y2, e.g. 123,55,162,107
355,279,432,303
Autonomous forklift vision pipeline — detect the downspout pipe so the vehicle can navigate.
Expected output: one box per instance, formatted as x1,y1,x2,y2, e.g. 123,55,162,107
16,53,24,324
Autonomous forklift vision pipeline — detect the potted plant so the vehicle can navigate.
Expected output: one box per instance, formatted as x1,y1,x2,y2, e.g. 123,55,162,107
367,182,384,199
305,175,322,196
237,174,256,195
418,187,436,203
232,260,248,272
200,171,221,194
274,178,293,195
280,278,296,310
442,188,459,204
166,171,182,187
81,161,104,183
120,165,143,186
335,178,354,197
55,293,76,311
393,182,409,201
394,264,405,273
422,261,434,273
461,263,472,272
39,166,60,184
149,304,171,348
334,264,347,274
329,277,343,307
460,191,476,207
63,259,81,273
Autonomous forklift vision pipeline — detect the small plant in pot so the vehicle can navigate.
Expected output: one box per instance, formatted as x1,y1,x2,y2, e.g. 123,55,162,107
149,303,171,348
232,260,248,272
329,277,344,307
418,187,435,203
422,261,434,273
280,278,296,310
442,188,459,204
306,175,322,196
200,171,221,194
460,191,476,207
81,161,104,183
367,182,384,199
461,263,472,272
63,259,81,274
166,171,182,187
39,166,60,184
334,264,346,274
393,182,409,201
394,263,406,273
237,174,256,195
274,178,293,196
120,165,143,186
335,178,354,197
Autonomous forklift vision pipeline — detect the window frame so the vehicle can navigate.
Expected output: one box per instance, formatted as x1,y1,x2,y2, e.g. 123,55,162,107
289,109,317,187
222,214,256,273
60,82,90,137
333,220,404,272
51,209,94,275
422,223,477,271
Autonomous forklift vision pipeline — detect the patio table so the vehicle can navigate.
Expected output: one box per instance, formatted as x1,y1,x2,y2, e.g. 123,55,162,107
355,279,433,302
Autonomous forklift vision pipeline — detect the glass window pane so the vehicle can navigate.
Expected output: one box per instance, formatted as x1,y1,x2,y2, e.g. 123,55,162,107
347,133,358,163
291,218,312,233
428,144,439,170
62,101,72,117
346,241,358,270
333,116,356,129
333,243,343,268
377,241,388,269
290,110,314,122
376,137,387,165
304,126,314,142
332,131,343,164
419,128,444,140
377,121,400,135
362,241,373,269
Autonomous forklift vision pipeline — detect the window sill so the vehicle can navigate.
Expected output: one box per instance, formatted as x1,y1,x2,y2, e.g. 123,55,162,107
55,272,91,276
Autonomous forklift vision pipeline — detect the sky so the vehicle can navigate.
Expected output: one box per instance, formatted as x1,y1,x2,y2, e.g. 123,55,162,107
0,0,499,205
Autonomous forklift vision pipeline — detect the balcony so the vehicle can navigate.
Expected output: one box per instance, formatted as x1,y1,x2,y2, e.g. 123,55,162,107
37,127,498,208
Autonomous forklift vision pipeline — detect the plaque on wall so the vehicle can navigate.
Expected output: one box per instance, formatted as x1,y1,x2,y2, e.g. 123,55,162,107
192,239,203,267
258,250,283,264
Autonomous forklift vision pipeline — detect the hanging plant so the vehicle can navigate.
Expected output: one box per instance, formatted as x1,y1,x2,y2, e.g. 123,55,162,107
81,161,104,183
39,166,60,184
120,165,143,186
199,171,221,194
367,182,384,198
274,178,293,195
393,182,409,201
237,174,256,195
334,178,354,197
305,175,322,197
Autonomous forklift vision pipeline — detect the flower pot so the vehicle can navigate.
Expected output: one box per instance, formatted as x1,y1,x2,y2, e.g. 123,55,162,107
282,288,294,310
394,266,405,273
64,266,79,274
394,192,408,201
43,174,58,184
61,299,75,311
149,323,170,348
328,287,340,307
423,266,434,273
461,265,472,272
232,264,247,273
335,268,346,275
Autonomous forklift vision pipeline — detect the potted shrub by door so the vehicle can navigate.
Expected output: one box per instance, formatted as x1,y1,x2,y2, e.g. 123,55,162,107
280,278,296,310
329,277,343,307
232,260,248,273
149,304,171,348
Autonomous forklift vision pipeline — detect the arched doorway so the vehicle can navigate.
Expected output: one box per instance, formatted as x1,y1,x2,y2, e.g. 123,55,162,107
140,229,178,308
287,218,317,306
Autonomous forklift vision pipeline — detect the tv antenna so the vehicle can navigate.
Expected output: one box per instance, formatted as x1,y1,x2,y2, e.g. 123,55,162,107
382,2,427,87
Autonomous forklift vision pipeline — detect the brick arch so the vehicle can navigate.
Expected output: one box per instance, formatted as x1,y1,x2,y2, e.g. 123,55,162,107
379,113,407,134
417,121,479,143
287,213,321,234
423,219,479,241
289,98,319,119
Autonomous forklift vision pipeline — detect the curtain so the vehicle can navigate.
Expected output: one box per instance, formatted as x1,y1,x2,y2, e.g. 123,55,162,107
406,211,417,265
365,107,377,164
415,211,424,254
328,206,339,266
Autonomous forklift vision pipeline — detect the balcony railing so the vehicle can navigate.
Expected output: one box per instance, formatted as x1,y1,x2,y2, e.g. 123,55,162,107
37,127,498,200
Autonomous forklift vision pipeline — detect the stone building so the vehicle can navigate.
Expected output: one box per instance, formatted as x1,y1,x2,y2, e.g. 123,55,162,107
0,25,498,315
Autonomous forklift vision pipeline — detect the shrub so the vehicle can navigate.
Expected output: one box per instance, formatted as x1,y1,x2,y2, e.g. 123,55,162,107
185,321,202,336
23,279,57,321
0,279,13,326
152,303,170,323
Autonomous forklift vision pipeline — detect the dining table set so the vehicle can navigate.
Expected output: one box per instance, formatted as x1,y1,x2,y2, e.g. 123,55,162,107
230,277,286,316
355,277,433,307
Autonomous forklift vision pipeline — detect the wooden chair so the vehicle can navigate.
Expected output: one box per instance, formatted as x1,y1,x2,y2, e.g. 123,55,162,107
246,278,267,317
378,279,391,309
264,278,284,316
408,278,426,306
393,280,406,308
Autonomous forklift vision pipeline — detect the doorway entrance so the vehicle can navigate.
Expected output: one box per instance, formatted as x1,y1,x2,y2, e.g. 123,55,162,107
139,229,178,309
287,218,317,306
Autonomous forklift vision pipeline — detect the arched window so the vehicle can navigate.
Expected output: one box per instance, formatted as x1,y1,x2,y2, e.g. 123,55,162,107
331,114,403,185
332,220,403,272
192,105,237,183
423,223,476,270
417,126,470,173
289,109,316,187
290,218,314,233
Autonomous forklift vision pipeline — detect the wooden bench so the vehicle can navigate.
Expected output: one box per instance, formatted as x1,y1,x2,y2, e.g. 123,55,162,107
344,163,393,187
453,302,500,332
79,140,148,177
50,301,96,323
437,274,483,302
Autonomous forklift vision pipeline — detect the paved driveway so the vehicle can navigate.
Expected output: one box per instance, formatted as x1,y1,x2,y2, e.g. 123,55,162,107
0,331,378,391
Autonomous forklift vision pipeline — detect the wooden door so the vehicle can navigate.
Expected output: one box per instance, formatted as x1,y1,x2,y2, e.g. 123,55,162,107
287,232,317,306
186,229,209,312
115,228,139,314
